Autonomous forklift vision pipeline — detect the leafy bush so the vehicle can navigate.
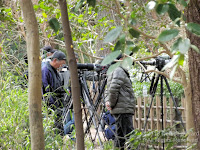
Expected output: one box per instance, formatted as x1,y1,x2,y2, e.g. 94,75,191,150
0,72,30,149
132,77,184,99
127,126,190,150
0,72,66,149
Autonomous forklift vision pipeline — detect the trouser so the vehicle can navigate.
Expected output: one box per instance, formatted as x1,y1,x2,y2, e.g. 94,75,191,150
113,114,134,150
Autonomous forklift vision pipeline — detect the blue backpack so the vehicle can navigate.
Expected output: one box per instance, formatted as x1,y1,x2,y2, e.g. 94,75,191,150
103,111,116,140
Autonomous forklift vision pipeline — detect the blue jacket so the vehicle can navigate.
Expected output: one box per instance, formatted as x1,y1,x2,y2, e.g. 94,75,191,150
42,62,63,108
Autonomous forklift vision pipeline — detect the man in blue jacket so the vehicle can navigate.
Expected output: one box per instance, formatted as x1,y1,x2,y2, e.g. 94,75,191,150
42,50,66,135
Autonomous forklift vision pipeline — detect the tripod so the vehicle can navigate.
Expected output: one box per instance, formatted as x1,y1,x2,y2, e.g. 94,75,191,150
63,69,108,148
141,61,186,150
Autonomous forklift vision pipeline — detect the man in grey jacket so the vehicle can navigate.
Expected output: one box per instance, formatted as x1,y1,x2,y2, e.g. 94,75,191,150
105,63,136,150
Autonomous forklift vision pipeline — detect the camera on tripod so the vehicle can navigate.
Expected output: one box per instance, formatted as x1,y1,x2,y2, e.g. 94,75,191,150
77,63,108,73
140,55,171,70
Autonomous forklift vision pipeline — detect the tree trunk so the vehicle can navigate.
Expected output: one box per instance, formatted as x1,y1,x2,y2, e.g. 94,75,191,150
20,0,44,150
58,0,85,150
186,0,200,148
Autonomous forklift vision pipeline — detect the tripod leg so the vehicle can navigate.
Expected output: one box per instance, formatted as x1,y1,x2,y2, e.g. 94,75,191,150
160,76,165,149
163,76,186,132
143,74,161,131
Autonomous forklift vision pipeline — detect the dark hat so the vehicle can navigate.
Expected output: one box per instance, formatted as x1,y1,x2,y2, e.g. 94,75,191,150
52,51,66,60
42,46,53,52
49,49,57,53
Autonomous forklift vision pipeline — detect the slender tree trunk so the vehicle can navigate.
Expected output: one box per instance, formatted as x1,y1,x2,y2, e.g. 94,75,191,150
186,0,200,148
58,0,85,149
20,0,44,150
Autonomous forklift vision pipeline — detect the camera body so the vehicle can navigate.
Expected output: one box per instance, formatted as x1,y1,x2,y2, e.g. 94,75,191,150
140,55,170,71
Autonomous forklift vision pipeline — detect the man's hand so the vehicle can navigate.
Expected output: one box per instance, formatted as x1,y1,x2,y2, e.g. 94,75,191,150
105,101,111,111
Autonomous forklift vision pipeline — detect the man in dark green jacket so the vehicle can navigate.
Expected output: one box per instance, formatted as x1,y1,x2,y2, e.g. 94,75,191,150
105,64,136,150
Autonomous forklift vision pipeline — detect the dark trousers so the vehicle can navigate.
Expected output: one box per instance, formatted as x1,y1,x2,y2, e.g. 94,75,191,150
113,114,134,150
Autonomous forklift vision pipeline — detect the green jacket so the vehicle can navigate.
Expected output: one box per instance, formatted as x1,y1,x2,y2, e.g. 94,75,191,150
105,66,136,114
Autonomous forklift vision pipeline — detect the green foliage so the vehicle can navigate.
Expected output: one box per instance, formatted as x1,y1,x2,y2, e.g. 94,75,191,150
167,4,181,26
132,78,184,99
0,72,30,149
158,29,179,42
156,4,169,15
87,0,96,8
127,126,188,150
101,50,121,65
129,28,140,38
103,26,123,43
48,17,60,33
186,23,200,37
0,72,69,149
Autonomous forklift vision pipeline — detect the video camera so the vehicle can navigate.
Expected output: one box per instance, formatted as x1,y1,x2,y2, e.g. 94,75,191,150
140,55,171,71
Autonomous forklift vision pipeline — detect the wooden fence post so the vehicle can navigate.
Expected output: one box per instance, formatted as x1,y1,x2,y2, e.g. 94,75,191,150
181,97,185,122
150,96,154,130
144,97,147,131
163,96,167,129
156,96,161,131
169,98,173,126
138,97,142,130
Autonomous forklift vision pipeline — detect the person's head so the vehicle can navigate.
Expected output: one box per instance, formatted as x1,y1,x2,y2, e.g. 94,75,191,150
42,46,57,57
47,49,57,57
50,51,67,69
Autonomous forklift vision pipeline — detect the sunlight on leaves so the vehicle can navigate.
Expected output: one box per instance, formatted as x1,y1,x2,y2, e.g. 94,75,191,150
146,1,156,11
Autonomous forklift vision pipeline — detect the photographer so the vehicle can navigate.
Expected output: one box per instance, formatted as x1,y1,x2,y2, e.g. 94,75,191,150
105,55,136,150
42,50,66,135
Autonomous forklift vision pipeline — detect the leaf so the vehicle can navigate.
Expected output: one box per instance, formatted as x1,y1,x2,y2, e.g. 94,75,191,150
156,4,169,15
168,4,181,26
178,54,184,66
186,23,200,37
158,29,179,42
114,41,122,51
124,48,132,56
101,50,121,65
74,0,84,12
132,46,139,53
48,18,60,33
87,0,96,7
171,37,182,51
145,1,156,12
121,57,133,70
177,0,187,7
107,62,121,75
126,41,134,45
178,38,190,54
42,12,47,18
129,18,137,25
191,44,200,53
119,33,126,44
103,26,123,43
129,28,140,38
